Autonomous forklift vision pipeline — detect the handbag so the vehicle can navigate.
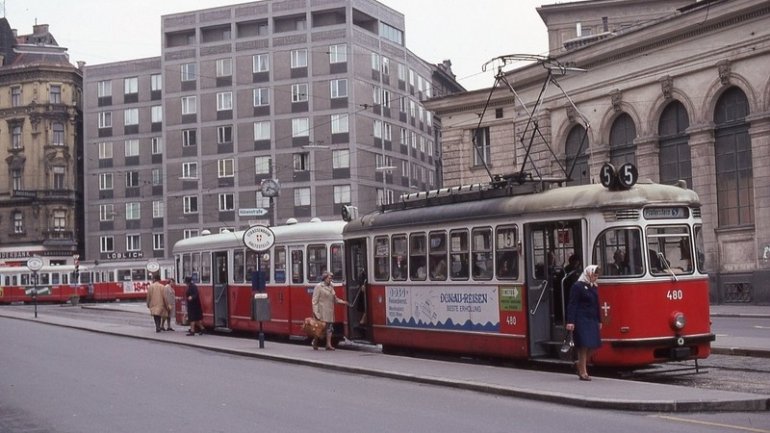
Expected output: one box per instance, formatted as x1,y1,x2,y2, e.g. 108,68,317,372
559,331,575,360
302,317,326,339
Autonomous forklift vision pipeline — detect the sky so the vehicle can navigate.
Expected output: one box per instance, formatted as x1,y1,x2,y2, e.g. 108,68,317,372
4,0,550,91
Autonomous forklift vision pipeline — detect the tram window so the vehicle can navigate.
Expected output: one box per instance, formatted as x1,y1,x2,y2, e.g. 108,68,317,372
245,250,258,283
593,228,643,278
52,273,61,285
450,230,469,280
330,243,344,282
373,236,390,281
234,249,245,283
62,274,69,285
429,231,447,281
694,225,705,274
291,249,304,284
80,272,92,284
647,226,692,275
307,245,327,283
40,272,50,285
200,252,211,284
181,255,192,281
274,247,286,283
496,226,518,280
391,235,407,281
132,269,146,281
192,253,202,283
409,233,427,280
472,228,493,280
259,252,272,283
21,274,30,286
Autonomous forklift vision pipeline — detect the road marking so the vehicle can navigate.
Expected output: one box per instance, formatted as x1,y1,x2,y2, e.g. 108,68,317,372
753,325,770,330
651,415,770,433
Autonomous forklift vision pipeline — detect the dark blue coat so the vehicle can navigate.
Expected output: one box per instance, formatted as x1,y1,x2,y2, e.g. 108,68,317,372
185,282,203,322
566,281,602,349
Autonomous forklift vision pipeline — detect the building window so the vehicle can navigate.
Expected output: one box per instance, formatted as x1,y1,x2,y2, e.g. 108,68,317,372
253,54,269,72
153,233,164,251
182,162,198,179
291,49,307,68
124,108,139,126
291,84,308,103
332,149,349,169
333,185,351,204
99,173,113,190
380,22,403,45
658,101,691,187
181,96,197,114
331,114,348,134
182,129,197,146
293,153,309,171
255,156,271,174
126,171,140,188
609,113,637,167
218,193,234,211
151,106,163,123
50,85,61,104
256,191,270,208
52,166,66,190
125,139,139,157
398,63,406,81
100,236,115,253
181,63,197,81
152,168,162,186
52,122,65,146
254,121,271,140
183,196,198,214
126,234,141,251
253,88,269,106
565,125,590,186
216,58,232,77
13,211,23,234
217,125,233,144
52,210,66,231
11,169,22,191
11,86,21,106
100,204,115,221
151,137,163,154
153,200,164,218
97,80,111,98
124,77,138,96
330,79,347,98
714,87,753,227
371,53,379,71
294,187,311,206
98,111,112,128
216,91,233,111
381,57,390,75
11,125,22,149
329,44,347,63
292,118,309,137
125,202,140,220
472,127,490,166
151,74,162,92
99,142,113,159
183,229,199,239
374,120,382,139
218,158,234,178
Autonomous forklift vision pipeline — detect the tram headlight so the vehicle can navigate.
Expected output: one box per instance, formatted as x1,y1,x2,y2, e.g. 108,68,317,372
670,312,686,330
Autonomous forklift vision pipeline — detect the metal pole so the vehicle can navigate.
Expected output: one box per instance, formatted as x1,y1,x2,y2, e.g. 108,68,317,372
258,321,265,349
33,271,38,318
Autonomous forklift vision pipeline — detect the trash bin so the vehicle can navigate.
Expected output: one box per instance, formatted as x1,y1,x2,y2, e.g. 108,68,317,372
251,293,271,321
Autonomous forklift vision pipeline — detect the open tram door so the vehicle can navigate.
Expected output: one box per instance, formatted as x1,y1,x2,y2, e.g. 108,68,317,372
213,251,229,331
344,237,369,341
524,220,584,358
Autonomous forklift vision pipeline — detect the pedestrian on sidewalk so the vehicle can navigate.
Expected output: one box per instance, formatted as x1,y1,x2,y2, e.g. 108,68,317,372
161,278,176,331
566,264,602,381
146,274,169,333
185,276,204,336
311,271,349,350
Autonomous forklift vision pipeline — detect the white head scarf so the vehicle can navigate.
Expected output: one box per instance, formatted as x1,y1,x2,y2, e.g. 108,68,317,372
577,265,599,287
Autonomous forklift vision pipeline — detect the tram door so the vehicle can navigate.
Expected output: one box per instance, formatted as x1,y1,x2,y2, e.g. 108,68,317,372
213,252,229,330
345,238,368,341
524,220,583,357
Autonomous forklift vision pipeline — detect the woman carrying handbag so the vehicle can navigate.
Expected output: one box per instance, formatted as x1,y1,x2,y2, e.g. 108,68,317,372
311,271,349,350
565,265,602,381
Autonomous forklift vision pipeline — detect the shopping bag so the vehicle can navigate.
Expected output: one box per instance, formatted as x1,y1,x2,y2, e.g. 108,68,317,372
559,331,575,360
302,317,326,339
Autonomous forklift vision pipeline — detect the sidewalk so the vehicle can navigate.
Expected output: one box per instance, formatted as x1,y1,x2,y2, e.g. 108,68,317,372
1,303,768,413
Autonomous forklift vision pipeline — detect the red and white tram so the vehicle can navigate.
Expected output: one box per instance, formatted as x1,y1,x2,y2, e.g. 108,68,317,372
343,173,713,367
0,264,84,303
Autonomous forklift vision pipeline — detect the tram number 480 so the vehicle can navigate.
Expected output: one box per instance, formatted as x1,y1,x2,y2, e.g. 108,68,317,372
666,289,684,300
505,315,517,326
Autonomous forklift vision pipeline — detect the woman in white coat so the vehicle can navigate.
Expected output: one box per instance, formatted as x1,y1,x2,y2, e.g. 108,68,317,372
311,271,349,350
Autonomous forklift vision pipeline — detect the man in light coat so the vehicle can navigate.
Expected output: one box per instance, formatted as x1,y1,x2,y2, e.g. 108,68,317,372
161,278,176,331
146,274,169,333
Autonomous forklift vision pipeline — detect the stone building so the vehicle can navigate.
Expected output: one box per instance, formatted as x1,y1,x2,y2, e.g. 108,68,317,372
0,20,82,266
424,0,770,304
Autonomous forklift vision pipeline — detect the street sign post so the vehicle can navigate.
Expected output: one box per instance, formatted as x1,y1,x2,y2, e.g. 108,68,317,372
27,257,43,318
238,208,268,217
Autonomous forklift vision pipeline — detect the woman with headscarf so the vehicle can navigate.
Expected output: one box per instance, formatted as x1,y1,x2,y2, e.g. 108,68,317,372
566,264,602,381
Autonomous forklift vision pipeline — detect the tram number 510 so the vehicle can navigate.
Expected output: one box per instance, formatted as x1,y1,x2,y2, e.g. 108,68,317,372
666,289,684,300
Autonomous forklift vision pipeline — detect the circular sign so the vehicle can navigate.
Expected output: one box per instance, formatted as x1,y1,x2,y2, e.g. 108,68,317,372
617,163,639,189
599,163,616,189
146,261,160,273
243,225,275,252
27,257,43,272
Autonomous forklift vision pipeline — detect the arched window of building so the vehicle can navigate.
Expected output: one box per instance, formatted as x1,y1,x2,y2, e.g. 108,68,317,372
609,113,636,167
565,124,590,185
714,87,752,227
658,101,691,187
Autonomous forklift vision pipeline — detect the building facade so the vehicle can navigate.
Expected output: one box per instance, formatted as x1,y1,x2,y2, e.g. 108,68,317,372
424,0,770,304
0,20,83,266
83,0,460,264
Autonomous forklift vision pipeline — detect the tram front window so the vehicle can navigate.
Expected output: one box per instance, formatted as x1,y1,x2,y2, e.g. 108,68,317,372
593,228,643,278
646,226,693,275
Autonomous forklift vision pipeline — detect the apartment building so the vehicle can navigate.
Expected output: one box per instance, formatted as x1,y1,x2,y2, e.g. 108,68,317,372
83,0,462,263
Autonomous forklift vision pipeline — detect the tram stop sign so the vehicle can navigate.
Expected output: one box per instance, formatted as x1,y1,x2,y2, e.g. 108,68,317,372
243,225,275,252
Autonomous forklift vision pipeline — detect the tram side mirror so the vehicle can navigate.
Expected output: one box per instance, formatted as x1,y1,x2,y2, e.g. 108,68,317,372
342,205,358,222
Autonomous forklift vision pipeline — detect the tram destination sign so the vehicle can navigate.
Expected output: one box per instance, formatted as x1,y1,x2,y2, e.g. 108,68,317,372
243,225,275,252
643,207,689,219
